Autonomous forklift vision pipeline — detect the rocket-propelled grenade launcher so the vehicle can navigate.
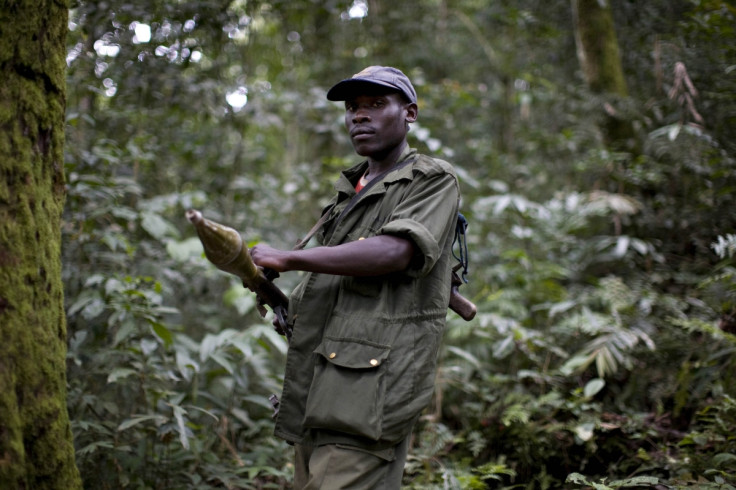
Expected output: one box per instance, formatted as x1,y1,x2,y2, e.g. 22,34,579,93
186,209,291,340
187,208,476,341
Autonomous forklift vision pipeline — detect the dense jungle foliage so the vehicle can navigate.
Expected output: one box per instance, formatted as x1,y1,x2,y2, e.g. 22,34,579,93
62,0,736,488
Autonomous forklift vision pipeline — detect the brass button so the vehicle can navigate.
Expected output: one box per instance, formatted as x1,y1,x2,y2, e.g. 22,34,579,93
369,359,378,366
329,352,337,359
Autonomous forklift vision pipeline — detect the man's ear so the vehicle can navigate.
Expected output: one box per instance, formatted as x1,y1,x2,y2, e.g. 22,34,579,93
405,103,418,123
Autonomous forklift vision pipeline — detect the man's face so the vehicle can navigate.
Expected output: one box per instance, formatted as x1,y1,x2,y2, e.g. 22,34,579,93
344,90,417,159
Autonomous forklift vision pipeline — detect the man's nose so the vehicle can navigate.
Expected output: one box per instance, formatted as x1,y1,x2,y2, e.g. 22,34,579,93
352,107,371,123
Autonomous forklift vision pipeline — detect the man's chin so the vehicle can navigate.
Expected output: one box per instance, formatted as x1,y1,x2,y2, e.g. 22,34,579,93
351,144,373,157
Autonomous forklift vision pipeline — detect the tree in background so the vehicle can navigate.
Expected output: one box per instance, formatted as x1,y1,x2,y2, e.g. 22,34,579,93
572,0,627,96
572,0,636,150
0,0,82,487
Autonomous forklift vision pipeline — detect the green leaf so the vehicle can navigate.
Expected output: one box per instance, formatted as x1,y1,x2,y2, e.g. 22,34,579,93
223,284,257,315
141,211,180,240
712,452,736,468
149,320,173,346
609,475,659,487
574,422,595,442
107,368,137,384
175,350,200,380
172,405,190,449
560,353,594,375
199,333,219,362
117,415,166,432
77,440,115,456
446,346,481,369
83,297,106,320
210,351,235,374
253,324,289,355
166,236,204,261
492,335,515,359
584,378,605,398
113,319,137,346
67,289,103,317
566,473,590,484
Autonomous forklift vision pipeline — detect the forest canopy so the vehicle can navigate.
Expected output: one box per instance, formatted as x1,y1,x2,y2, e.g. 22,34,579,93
60,0,736,488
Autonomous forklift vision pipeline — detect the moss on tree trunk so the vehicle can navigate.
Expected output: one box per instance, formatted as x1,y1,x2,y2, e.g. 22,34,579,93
0,0,82,487
572,0,636,150
572,0,628,96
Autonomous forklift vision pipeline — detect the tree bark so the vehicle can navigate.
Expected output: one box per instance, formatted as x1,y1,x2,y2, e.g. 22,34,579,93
572,0,636,149
0,0,82,487
572,0,627,96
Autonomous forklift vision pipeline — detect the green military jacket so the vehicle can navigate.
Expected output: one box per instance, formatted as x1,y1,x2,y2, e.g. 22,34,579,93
274,146,460,457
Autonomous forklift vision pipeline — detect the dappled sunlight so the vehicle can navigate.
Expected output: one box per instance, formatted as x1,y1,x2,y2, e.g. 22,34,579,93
226,87,249,111
343,0,368,20
132,22,151,43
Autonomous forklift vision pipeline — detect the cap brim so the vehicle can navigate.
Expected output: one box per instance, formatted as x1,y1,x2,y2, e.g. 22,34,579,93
326,78,401,101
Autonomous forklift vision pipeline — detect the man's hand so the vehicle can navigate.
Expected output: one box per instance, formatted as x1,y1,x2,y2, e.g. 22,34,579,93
251,243,291,273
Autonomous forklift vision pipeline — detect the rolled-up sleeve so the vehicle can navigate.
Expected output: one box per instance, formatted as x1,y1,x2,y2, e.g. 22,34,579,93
379,170,459,277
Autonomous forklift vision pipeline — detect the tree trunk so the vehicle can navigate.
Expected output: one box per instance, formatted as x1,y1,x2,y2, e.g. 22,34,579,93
572,0,636,149
572,0,627,96
0,0,82,488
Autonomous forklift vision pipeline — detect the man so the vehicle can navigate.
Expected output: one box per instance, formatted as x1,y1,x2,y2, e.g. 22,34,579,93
251,66,460,489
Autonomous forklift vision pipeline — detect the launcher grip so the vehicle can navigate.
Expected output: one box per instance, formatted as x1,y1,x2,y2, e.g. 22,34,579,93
450,271,477,321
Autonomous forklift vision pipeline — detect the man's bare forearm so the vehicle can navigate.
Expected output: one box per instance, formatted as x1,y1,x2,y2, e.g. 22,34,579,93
251,235,415,276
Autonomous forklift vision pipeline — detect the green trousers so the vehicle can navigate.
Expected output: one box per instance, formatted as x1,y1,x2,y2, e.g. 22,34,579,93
293,436,410,489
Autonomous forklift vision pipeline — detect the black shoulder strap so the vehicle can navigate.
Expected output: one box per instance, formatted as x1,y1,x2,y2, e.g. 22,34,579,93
293,210,332,251
452,213,470,283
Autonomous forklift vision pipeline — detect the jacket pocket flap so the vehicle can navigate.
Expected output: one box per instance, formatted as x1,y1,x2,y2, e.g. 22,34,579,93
314,338,391,369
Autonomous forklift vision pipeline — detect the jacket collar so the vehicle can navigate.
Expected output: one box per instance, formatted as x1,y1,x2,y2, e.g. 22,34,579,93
335,146,417,197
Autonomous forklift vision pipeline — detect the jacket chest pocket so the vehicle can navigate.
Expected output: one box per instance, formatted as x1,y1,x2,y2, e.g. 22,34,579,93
303,339,391,441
